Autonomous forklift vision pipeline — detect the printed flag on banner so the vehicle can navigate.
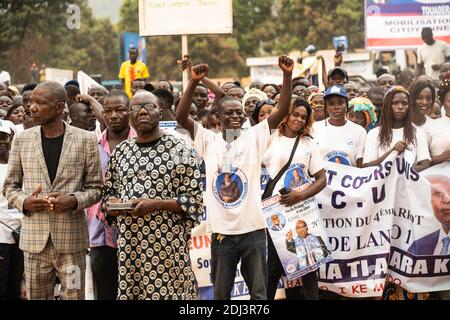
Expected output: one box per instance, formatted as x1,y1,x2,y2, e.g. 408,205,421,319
365,0,450,50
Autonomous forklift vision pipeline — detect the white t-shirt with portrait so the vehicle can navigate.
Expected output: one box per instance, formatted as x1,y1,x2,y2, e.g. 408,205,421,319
363,126,431,165
418,40,450,80
313,119,367,167
430,114,450,156
0,163,23,244
263,132,324,195
194,120,271,235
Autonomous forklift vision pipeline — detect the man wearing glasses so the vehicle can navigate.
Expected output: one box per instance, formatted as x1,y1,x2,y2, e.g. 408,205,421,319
102,90,203,300
176,56,294,300
408,175,450,256
285,220,330,270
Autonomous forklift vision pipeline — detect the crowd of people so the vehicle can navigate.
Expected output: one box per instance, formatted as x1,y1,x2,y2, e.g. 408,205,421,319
0,26,449,301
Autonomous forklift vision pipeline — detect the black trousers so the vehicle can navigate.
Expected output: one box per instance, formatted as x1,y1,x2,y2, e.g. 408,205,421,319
267,234,319,300
90,246,118,300
0,242,24,300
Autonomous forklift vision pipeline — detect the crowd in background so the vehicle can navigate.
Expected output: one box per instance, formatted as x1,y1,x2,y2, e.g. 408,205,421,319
0,27,449,301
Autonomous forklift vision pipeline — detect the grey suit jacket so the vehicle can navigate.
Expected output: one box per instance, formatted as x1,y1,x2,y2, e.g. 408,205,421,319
3,124,103,253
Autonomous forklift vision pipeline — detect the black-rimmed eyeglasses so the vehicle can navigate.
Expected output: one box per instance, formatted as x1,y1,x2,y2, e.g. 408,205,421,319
130,103,159,113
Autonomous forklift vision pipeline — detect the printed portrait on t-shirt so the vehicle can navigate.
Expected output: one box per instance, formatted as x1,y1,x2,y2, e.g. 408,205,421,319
284,164,308,190
324,151,351,166
213,169,248,209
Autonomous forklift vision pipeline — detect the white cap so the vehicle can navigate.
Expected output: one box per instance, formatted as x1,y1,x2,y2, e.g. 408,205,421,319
0,120,13,135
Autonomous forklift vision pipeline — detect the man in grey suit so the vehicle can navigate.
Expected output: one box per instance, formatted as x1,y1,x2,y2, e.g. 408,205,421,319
3,81,103,300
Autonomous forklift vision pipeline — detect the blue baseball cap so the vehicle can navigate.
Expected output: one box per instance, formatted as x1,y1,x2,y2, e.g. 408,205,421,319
324,85,348,100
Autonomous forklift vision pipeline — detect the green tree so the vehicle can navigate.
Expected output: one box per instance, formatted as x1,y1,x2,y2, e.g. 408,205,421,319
233,0,276,57
1,0,366,84
117,0,365,79
1,1,70,82
273,0,364,54
0,0,118,83
189,35,245,78
118,0,246,80
118,0,139,33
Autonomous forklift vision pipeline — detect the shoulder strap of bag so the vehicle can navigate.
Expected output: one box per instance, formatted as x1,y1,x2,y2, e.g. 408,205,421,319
262,135,300,199
0,220,14,231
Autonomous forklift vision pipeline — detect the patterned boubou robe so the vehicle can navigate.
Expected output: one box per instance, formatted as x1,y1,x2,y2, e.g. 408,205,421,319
102,133,203,300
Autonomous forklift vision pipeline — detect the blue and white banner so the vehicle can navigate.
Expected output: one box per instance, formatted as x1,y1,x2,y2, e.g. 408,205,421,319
189,153,450,299
365,0,450,50
317,154,450,297
123,32,147,64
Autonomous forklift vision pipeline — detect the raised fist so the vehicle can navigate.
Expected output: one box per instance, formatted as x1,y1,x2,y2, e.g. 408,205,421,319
279,55,294,73
179,54,192,72
191,64,209,81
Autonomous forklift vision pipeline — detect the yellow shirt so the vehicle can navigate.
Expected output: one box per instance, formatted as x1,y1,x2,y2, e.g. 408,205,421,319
118,60,150,98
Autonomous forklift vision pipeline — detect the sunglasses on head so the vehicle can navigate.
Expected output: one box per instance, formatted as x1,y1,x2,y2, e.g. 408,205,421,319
256,99,276,108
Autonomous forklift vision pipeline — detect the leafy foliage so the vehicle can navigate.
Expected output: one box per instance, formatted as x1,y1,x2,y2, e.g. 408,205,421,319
0,0,118,83
118,0,247,80
272,0,365,53
0,0,365,83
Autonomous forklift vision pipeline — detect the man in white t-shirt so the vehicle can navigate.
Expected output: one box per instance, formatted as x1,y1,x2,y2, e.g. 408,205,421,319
417,28,450,81
176,56,294,300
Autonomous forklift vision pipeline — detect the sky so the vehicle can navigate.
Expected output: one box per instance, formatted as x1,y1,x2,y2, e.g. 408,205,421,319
88,0,124,24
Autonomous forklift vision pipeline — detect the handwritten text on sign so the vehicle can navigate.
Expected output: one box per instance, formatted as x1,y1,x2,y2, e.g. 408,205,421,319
139,0,233,36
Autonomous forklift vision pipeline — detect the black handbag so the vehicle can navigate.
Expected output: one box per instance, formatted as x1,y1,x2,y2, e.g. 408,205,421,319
262,136,300,200
0,220,21,244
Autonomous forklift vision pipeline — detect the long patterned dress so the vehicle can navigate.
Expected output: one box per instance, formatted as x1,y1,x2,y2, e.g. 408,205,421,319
102,133,203,300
